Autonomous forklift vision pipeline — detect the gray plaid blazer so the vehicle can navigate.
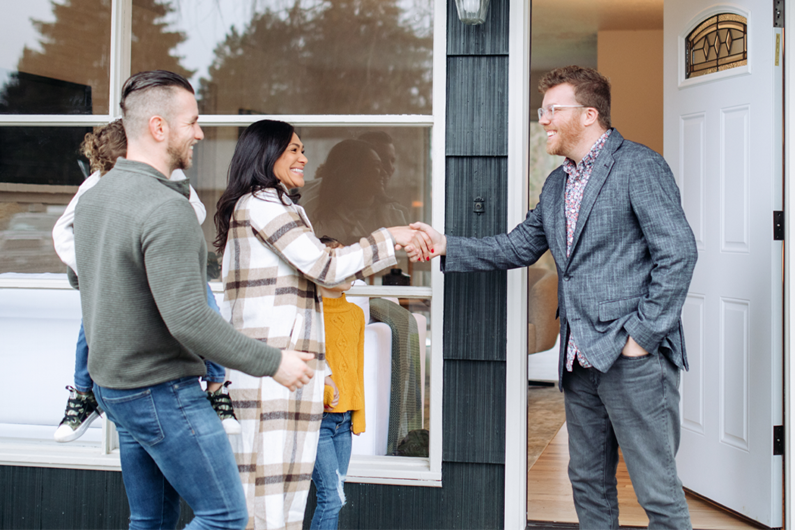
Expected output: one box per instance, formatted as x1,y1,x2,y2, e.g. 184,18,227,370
442,129,698,381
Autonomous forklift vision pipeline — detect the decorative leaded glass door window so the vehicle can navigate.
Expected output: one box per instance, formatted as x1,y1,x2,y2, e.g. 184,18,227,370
686,13,747,79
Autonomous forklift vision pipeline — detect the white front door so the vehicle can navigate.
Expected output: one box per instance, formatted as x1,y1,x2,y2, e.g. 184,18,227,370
664,0,784,526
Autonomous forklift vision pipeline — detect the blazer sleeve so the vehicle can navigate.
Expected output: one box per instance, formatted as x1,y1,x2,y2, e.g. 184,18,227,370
624,155,698,354
250,200,397,287
443,196,551,273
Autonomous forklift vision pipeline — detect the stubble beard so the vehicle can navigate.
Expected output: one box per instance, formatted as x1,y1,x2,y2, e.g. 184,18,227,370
167,139,191,171
545,115,585,159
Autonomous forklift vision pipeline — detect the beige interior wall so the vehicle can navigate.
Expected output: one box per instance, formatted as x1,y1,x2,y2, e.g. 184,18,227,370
597,30,664,155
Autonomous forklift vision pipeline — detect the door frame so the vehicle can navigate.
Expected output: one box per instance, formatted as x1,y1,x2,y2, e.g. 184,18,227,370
784,4,794,528
504,0,532,528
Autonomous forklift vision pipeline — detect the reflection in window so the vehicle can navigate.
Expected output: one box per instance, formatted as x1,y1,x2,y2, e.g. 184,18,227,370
132,0,433,115
191,126,432,287
1,1,111,114
686,13,747,79
347,295,430,457
0,126,90,186
0,204,65,274
0,0,198,115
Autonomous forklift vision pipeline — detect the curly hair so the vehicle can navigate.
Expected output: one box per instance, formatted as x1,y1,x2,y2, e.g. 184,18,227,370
80,119,127,175
538,66,612,129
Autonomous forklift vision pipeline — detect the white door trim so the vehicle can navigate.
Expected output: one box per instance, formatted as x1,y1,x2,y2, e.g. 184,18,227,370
783,2,793,526
505,0,532,528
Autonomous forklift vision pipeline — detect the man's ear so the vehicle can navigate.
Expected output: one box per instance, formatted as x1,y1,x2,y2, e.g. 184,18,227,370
148,115,168,142
582,107,600,128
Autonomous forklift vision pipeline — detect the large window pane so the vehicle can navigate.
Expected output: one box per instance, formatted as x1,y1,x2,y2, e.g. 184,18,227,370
190,125,433,286
0,0,111,114
132,0,433,115
347,294,431,458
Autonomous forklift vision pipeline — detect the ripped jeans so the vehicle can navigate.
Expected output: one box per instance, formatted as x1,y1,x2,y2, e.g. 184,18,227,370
310,411,352,530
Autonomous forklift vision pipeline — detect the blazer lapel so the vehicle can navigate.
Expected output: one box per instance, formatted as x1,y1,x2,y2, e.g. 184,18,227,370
568,131,623,257
549,170,568,266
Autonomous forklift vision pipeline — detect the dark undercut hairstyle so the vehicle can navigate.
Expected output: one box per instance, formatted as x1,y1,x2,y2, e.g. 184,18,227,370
214,119,296,253
119,70,195,140
538,66,612,129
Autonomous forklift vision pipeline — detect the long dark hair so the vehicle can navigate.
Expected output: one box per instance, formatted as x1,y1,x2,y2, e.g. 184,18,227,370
214,119,296,253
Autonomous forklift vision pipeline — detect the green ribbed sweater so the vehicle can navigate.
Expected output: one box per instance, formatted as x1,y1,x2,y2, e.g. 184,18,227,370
72,158,281,389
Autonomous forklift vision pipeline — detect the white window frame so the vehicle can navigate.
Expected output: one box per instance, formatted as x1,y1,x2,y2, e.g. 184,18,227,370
0,0,446,487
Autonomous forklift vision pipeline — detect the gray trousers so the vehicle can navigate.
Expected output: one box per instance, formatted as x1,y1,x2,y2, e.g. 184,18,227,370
562,353,692,530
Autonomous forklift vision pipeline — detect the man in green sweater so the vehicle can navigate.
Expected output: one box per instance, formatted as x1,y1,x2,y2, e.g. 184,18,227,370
72,70,314,529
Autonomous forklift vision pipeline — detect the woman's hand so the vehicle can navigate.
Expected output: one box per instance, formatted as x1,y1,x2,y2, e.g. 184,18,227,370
405,222,446,262
272,350,315,391
387,226,433,260
324,375,340,410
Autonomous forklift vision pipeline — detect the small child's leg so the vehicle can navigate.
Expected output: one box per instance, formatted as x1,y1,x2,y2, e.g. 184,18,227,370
73,321,93,394
206,377,241,435
201,283,241,434
54,322,101,443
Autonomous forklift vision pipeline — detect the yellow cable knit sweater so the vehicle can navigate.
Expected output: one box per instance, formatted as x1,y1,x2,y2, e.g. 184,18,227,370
322,293,366,434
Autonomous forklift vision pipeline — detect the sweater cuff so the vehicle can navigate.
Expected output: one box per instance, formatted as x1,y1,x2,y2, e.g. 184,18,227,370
323,385,334,408
352,409,365,435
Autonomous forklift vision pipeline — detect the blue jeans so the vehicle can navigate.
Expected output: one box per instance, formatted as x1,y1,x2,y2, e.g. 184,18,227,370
94,377,248,529
201,284,225,384
310,411,352,530
73,323,92,393
74,284,226,389
563,354,692,530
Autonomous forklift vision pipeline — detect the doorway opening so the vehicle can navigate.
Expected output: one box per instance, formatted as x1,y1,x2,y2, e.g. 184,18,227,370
524,0,784,528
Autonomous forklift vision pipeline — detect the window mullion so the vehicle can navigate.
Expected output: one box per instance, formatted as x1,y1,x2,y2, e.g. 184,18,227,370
109,0,132,119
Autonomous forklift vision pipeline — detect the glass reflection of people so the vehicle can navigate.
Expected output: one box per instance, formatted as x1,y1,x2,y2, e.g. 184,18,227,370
214,120,419,530
309,139,407,246
357,130,396,188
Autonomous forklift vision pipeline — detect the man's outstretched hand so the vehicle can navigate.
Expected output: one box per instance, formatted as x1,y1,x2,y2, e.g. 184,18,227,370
272,350,315,391
405,222,446,262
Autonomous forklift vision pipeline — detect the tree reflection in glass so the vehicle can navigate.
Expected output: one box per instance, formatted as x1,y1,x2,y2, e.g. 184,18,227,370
170,0,434,115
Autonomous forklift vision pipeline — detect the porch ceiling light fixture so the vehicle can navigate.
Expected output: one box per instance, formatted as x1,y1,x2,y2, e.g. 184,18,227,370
454,0,491,25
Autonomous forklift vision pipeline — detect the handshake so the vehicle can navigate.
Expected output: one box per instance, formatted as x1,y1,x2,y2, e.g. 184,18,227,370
386,222,446,262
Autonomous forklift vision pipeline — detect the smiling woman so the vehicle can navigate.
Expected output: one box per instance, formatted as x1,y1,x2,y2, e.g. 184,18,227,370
272,133,308,189
213,119,425,529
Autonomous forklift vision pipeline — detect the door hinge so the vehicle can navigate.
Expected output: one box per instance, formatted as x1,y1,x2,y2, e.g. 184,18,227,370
774,211,784,240
775,0,784,28
774,425,784,455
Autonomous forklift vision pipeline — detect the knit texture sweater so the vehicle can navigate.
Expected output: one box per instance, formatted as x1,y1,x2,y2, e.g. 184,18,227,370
322,293,366,434
72,158,282,389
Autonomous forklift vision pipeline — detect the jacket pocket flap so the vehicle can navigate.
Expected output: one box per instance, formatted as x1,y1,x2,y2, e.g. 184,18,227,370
598,295,643,322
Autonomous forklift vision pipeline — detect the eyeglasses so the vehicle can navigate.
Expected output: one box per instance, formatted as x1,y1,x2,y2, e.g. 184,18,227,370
537,105,586,121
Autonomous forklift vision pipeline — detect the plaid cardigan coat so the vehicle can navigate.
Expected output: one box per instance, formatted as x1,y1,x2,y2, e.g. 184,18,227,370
221,188,397,530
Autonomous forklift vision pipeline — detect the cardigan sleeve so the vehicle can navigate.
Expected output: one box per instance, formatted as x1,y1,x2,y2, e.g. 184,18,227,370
249,197,397,287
